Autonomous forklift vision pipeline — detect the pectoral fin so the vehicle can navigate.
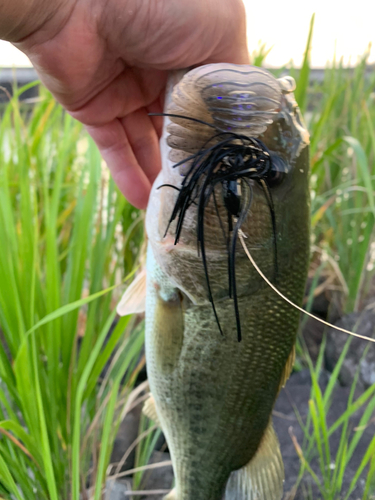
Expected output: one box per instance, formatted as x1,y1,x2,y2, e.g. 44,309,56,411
152,290,184,375
224,420,284,500
116,269,147,316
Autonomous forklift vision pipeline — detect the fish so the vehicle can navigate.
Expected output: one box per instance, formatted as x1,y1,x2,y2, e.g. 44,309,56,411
119,63,310,500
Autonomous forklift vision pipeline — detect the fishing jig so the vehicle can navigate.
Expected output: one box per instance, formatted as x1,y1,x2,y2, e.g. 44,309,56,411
150,113,287,342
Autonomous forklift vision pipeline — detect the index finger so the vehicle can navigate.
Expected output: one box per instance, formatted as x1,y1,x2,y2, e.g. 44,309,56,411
87,118,152,209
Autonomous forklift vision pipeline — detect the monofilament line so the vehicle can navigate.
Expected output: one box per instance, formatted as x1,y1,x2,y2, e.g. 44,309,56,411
238,230,375,344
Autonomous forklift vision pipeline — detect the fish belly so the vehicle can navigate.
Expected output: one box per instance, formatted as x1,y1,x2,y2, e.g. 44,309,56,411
145,244,297,500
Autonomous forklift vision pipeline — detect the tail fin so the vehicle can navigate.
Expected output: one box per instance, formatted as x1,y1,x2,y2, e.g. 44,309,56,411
224,420,284,500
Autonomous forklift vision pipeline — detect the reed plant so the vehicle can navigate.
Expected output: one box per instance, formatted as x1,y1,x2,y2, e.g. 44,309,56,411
289,336,375,499
0,83,146,499
276,17,375,498
294,17,375,312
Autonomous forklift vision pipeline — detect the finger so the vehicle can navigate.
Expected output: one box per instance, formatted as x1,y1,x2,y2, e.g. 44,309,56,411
86,119,151,209
199,0,250,66
120,108,162,186
69,68,167,126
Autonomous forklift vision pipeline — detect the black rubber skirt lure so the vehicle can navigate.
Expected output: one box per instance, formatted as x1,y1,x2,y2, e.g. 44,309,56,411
151,113,281,342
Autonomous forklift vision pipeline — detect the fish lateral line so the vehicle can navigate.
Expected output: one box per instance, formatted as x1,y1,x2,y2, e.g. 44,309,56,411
238,231,375,344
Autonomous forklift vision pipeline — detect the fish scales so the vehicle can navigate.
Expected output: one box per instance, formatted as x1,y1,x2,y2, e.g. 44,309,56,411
144,64,310,500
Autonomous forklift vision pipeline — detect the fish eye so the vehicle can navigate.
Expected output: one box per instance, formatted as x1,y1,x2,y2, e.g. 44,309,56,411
266,155,289,187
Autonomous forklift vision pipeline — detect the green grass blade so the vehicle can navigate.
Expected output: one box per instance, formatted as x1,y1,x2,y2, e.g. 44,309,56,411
93,378,121,500
294,13,315,112
0,454,24,500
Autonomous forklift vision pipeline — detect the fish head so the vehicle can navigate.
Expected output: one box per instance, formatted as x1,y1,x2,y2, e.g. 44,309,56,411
146,64,310,308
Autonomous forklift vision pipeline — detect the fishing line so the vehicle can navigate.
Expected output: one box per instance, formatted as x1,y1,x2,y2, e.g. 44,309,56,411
238,231,375,344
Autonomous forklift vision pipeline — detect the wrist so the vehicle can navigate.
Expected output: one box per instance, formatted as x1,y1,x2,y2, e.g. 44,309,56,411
0,0,73,43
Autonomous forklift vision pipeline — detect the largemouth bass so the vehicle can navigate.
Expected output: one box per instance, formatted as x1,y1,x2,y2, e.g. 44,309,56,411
121,63,310,500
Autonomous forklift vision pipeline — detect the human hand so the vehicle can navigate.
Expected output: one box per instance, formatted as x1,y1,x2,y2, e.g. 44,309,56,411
4,0,249,208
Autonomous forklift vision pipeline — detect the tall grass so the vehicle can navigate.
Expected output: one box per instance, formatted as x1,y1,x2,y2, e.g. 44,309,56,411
308,52,375,312
269,18,375,498
0,84,145,499
291,336,375,499
257,15,375,312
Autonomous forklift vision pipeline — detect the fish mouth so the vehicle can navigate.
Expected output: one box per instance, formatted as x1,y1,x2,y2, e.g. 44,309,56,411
149,64,308,342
